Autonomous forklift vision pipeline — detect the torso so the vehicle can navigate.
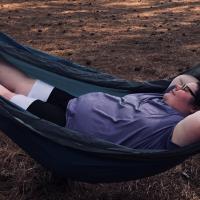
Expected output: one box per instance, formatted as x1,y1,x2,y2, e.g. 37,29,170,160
66,92,184,150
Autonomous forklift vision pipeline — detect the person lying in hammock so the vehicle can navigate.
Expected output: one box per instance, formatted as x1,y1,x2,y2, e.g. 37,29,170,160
0,59,200,150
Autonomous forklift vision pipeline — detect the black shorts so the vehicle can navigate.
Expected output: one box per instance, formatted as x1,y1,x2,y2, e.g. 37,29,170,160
27,88,75,126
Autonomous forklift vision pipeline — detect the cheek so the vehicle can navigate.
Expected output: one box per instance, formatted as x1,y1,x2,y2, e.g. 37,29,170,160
175,91,191,102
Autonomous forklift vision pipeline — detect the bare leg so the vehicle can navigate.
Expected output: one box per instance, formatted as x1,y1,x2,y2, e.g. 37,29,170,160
0,84,16,100
0,59,36,95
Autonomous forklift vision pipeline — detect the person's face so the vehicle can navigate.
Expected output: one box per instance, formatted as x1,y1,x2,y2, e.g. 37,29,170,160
163,82,199,115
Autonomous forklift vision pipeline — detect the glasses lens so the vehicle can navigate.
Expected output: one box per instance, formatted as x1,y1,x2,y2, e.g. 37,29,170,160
182,84,196,98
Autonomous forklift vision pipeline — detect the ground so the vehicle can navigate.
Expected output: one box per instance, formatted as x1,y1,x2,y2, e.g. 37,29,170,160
0,0,200,199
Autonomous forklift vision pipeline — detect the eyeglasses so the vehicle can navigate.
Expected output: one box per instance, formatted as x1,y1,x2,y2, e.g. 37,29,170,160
181,84,196,99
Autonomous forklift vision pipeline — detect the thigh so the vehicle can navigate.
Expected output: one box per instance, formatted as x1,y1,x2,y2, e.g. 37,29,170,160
27,100,66,126
47,88,75,111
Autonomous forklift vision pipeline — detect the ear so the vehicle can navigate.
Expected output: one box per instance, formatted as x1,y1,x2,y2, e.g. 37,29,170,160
190,106,200,114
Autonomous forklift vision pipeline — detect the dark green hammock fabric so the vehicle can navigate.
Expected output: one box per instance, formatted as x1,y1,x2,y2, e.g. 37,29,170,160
0,32,200,183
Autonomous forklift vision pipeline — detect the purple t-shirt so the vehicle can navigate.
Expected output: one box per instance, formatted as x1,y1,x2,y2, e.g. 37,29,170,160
66,92,184,150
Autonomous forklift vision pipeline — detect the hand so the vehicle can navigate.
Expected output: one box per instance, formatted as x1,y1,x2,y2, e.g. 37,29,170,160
0,84,15,100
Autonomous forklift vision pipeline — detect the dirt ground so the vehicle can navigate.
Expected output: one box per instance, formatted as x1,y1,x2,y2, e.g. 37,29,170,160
0,0,200,199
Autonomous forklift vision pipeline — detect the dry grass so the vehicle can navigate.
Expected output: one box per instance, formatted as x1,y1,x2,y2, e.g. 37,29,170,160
0,0,200,199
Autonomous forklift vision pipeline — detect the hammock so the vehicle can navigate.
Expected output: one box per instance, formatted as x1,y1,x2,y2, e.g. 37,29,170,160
0,32,200,183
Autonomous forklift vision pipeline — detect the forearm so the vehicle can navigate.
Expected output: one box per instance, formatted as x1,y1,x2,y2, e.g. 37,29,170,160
172,111,200,146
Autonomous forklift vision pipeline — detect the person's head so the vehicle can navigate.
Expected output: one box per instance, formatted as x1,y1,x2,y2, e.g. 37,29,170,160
163,82,200,115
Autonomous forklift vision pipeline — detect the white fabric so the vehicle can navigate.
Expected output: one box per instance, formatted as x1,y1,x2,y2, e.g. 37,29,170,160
10,95,37,110
27,80,54,102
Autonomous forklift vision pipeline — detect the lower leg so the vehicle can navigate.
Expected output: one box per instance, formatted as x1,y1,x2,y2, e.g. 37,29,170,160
0,84,66,126
0,84,16,100
0,59,36,95
0,59,74,108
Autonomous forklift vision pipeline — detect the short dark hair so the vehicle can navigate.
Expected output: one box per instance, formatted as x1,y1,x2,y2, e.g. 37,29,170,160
192,81,200,108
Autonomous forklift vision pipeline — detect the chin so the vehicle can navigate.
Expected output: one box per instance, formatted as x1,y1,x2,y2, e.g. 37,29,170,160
163,93,174,107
